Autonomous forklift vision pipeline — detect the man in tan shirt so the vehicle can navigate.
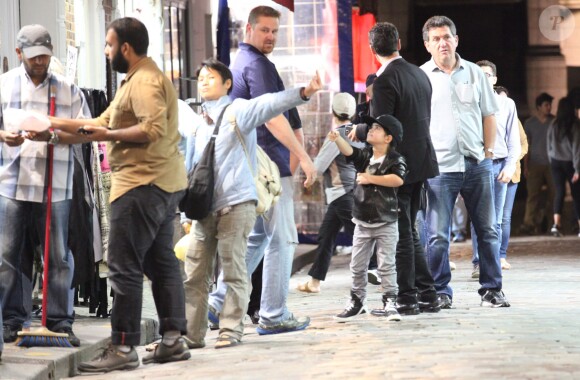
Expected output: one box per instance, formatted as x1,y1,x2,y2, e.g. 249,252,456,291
50,17,189,372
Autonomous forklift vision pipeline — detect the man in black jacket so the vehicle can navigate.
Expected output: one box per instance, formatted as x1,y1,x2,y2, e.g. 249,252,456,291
369,22,441,315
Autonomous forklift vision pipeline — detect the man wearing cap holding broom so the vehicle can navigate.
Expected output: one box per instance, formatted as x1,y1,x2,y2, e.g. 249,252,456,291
0,24,90,350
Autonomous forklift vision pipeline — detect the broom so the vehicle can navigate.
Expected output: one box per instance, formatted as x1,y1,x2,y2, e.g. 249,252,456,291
16,86,73,348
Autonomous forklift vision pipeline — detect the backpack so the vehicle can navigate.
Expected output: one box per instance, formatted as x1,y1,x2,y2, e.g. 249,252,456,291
230,113,282,216
178,106,228,220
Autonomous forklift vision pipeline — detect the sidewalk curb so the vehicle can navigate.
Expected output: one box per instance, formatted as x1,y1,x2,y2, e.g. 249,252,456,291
0,318,157,380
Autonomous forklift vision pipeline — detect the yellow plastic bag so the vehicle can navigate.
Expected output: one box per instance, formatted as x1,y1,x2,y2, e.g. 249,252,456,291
174,234,190,262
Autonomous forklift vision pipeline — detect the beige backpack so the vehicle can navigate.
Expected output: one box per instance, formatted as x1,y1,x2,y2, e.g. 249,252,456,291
230,113,282,216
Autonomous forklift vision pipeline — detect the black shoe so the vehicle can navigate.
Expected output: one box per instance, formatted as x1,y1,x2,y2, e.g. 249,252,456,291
248,309,260,325
370,294,402,321
3,324,21,343
380,298,401,321
78,344,139,373
550,224,563,237
439,294,453,309
367,270,381,285
142,337,191,364
480,290,511,308
334,292,366,322
54,326,80,347
396,302,420,315
418,296,441,313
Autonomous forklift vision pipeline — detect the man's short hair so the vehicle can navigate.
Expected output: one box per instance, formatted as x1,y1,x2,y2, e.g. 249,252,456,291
369,22,399,57
422,15,457,42
108,17,149,56
248,6,281,26
476,60,497,76
495,86,509,97
196,58,233,95
535,92,554,108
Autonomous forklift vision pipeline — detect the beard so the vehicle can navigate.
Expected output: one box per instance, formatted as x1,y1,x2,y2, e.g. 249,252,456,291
111,48,129,73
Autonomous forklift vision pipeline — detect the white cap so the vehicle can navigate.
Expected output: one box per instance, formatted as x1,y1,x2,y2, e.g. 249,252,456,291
332,92,356,119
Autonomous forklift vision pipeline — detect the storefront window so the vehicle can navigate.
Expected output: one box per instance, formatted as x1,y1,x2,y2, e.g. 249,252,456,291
163,0,188,98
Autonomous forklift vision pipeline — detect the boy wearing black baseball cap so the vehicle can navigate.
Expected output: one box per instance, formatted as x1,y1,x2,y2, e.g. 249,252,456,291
328,114,406,322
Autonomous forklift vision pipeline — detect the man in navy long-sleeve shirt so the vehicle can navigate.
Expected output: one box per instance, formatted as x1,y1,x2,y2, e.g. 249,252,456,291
208,5,317,335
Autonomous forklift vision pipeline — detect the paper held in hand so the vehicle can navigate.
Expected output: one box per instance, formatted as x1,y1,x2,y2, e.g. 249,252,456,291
3,108,51,133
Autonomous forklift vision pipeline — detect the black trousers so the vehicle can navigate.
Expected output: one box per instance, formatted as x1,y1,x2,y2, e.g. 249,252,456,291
108,185,186,346
550,158,580,216
308,192,355,281
396,182,438,305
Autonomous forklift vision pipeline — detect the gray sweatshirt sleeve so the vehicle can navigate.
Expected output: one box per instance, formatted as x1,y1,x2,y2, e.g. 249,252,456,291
314,137,340,175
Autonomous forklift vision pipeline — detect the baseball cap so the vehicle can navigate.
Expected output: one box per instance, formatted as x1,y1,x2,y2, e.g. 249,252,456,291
362,114,403,145
17,25,53,58
332,92,356,119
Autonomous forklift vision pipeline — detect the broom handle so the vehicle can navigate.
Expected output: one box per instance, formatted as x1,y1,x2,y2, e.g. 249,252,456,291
41,89,56,327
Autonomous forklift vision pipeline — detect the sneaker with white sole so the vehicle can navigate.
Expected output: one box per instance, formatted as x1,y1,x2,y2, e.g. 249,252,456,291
371,294,402,321
480,290,511,308
471,264,480,279
551,224,563,237
256,314,310,335
334,292,366,322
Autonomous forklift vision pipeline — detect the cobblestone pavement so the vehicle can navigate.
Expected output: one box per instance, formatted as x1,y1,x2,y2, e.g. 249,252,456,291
67,236,580,379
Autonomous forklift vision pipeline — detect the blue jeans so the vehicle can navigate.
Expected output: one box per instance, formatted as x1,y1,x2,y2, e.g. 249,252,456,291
472,159,508,265
451,196,467,236
500,182,518,259
209,177,298,325
0,196,74,332
425,158,502,298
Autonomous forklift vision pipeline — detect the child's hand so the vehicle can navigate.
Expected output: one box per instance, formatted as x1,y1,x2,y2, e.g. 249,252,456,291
328,130,340,142
356,172,371,185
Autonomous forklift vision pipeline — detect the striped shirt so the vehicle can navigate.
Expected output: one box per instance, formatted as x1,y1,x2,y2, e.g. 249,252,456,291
0,65,89,203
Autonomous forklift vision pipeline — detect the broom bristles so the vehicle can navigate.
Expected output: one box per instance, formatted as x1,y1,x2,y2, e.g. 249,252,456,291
15,327,73,348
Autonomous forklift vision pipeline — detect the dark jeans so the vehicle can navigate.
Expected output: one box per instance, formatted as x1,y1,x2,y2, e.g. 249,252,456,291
396,182,437,304
550,158,580,216
248,259,263,315
308,192,355,281
108,185,186,346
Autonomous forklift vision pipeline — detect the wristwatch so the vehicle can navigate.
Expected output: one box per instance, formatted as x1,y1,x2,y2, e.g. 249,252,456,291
48,130,59,145
485,148,494,154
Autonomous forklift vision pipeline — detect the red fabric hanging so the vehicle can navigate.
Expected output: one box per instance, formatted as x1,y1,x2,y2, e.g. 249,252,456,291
273,0,294,12
352,8,380,90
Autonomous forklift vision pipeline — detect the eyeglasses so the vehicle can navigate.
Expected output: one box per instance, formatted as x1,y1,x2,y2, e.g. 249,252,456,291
484,72,495,78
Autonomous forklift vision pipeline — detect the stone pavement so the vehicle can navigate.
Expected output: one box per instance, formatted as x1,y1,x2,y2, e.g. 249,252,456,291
1,236,579,379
